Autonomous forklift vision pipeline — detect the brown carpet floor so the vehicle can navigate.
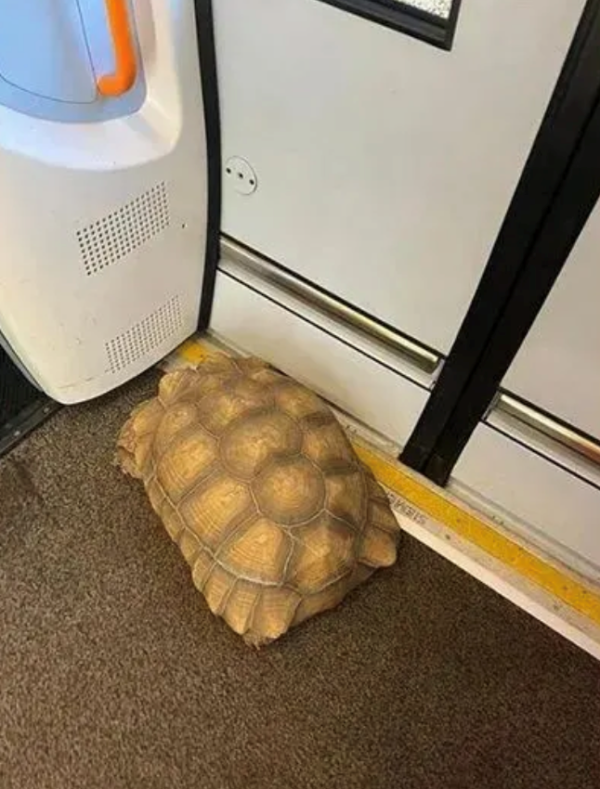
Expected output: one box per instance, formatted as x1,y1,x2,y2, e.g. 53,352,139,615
0,370,599,789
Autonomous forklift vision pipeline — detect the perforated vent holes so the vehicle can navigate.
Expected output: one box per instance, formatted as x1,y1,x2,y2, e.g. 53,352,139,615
77,183,170,276
106,296,183,374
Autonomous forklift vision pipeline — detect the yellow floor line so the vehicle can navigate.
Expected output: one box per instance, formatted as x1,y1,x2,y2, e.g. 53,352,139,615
168,336,600,627
354,443,600,626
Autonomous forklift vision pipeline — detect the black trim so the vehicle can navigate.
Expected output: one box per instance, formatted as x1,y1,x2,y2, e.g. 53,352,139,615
0,348,38,427
315,0,462,50
424,93,600,484
401,0,600,473
194,0,222,331
0,344,60,457
0,398,59,459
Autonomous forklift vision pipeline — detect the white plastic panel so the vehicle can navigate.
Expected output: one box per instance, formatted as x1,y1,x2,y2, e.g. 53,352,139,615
211,270,429,445
503,199,600,439
0,0,208,403
453,423,600,581
0,1,95,102
215,0,585,353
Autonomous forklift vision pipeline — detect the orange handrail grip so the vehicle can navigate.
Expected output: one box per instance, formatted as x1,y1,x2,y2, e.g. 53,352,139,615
97,0,137,97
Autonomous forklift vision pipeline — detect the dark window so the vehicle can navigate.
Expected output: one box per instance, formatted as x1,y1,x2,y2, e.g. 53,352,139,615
317,0,462,50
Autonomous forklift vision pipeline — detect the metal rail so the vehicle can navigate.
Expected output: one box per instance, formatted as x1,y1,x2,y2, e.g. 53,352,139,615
220,236,440,375
497,393,600,468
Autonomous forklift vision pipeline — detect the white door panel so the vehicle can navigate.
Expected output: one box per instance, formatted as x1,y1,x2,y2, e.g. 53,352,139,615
215,0,585,353
504,199,600,439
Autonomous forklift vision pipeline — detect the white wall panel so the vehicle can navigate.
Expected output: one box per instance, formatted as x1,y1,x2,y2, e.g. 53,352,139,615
214,0,584,353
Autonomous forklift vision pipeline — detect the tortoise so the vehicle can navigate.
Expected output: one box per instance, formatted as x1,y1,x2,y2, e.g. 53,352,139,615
116,355,401,646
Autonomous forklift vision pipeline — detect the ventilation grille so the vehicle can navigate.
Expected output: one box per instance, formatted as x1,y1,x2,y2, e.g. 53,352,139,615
77,183,170,276
106,296,183,374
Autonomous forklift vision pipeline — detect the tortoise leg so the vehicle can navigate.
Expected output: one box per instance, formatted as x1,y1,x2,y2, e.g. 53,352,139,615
226,584,302,648
358,483,402,569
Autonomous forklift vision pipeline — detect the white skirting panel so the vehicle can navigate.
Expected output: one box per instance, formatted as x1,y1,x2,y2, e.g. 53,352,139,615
452,423,600,582
210,269,429,447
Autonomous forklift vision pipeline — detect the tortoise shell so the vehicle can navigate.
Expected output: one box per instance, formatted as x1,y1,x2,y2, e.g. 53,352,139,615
117,355,401,646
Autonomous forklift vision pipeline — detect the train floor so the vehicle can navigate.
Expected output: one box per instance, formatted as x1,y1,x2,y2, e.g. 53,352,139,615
1,370,599,789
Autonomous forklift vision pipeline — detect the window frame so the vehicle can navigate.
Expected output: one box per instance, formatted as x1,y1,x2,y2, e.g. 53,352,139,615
315,0,462,50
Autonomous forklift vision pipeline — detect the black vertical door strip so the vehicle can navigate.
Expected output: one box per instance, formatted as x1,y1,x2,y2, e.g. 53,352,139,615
424,93,600,483
401,0,600,473
194,0,222,331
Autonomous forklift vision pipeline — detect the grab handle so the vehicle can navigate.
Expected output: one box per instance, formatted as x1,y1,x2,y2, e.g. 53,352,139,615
97,0,137,97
